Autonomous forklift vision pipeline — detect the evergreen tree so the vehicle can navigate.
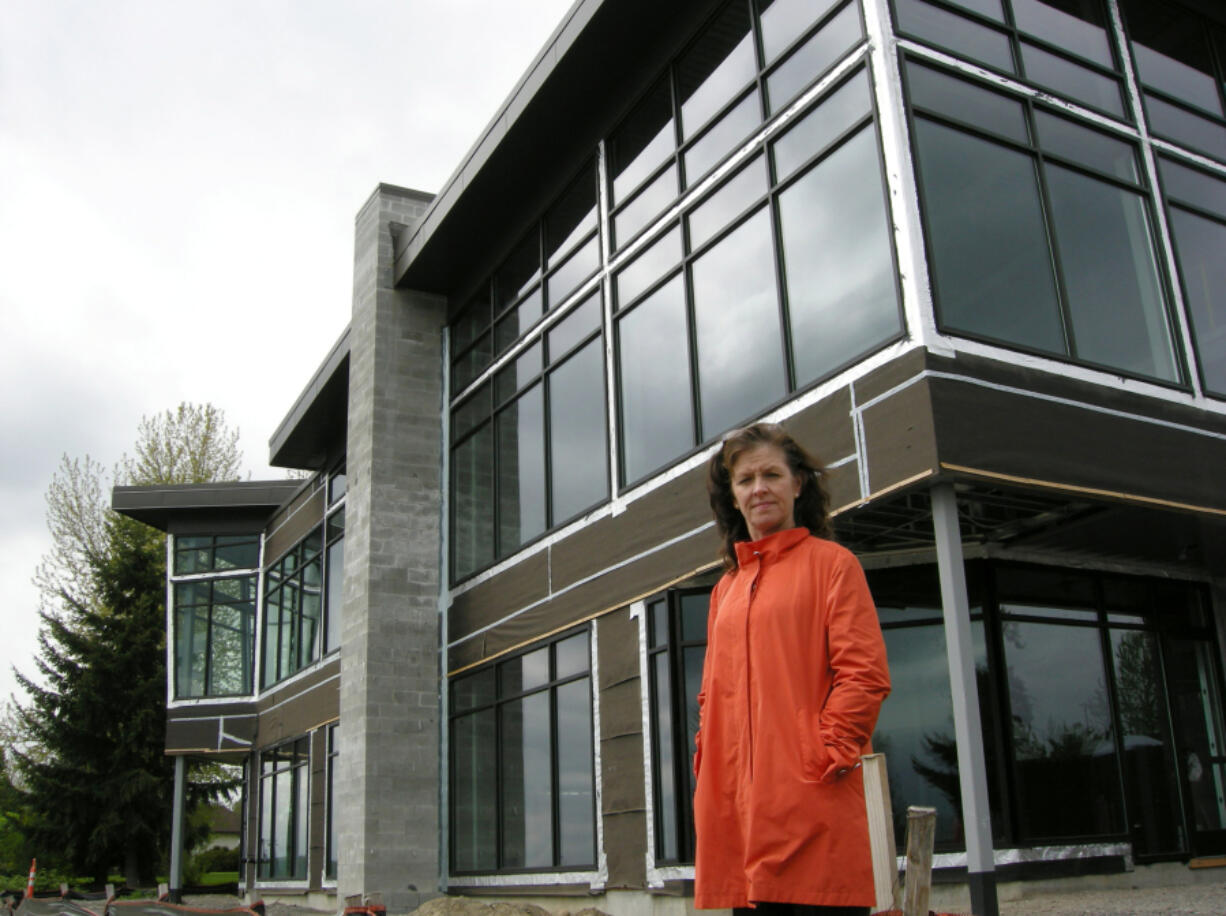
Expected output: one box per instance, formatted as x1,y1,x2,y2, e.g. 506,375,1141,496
13,403,243,887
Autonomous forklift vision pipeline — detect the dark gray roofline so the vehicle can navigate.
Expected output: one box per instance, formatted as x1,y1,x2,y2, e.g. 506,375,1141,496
113,480,305,531
268,326,350,470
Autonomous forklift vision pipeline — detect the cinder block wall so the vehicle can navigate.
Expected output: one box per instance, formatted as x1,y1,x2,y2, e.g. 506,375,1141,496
339,183,445,913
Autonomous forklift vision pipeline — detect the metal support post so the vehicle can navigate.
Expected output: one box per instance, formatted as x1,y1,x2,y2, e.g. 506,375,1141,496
169,754,186,903
931,483,998,916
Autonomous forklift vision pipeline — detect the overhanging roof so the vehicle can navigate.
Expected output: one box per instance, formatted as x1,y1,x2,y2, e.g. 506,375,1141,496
113,480,304,533
393,0,723,299
269,327,350,470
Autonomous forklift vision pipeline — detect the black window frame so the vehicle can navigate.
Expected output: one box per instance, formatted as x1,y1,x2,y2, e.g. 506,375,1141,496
256,735,310,882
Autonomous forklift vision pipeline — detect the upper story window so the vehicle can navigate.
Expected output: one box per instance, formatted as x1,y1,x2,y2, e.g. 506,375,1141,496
608,0,866,250
174,534,260,575
904,57,1183,384
892,0,1129,119
1121,0,1226,164
170,533,260,700
263,529,324,688
449,629,596,874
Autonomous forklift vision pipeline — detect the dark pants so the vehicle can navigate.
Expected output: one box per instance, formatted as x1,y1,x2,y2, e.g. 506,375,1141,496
734,904,871,916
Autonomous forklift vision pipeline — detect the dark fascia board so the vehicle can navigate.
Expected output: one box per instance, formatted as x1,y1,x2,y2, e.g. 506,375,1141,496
393,0,721,299
268,326,350,470
112,480,305,532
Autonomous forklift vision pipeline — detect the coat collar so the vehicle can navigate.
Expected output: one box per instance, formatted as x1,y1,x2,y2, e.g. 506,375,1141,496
734,526,810,567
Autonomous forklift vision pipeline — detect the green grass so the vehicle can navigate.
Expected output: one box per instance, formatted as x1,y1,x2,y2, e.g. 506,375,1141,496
197,872,239,887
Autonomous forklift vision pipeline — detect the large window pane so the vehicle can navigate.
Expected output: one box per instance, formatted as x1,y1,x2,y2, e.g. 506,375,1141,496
1045,164,1178,382
452,710,497,872
546,162,597,267
453,425,495,579
759,0,843,64
497,386,546,553
651,649,678,862
609,79,675,206
1144,95,1226,160
1124,0,1222,116
906,62,1029,145
894,0,1016,73
615,166,679,249
913,118,1066,354
1167,208,1226,397
1004,620,1124,839
677,2,756,139
1013,0,1112,67
1020,42,1125,117
616,225,683,307
765,2,863,114
688,157,768,251
692,207,786,438
772,70,873,182
548,338,608,523
778,127,901,387
501,692,554,868
683,91,761,187
556,679,595,866
618,276,694,483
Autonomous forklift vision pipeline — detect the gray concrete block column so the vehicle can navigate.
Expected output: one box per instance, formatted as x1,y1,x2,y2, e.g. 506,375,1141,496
337,184,445,914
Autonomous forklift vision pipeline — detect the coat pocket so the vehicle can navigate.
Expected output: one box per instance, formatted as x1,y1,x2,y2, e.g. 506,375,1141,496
795,708,829,782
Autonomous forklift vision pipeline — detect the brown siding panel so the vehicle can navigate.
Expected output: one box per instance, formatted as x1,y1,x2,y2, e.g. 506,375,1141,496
448,550,549,643
860,377,939,494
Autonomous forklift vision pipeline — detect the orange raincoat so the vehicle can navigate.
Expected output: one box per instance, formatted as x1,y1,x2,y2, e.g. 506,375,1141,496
693,527,890,909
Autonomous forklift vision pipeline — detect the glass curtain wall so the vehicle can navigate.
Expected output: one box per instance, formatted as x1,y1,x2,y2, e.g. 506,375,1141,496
257,736,310,880
171,534,260,699
449,629,596,874
641,563,1222,861
449,0,904,582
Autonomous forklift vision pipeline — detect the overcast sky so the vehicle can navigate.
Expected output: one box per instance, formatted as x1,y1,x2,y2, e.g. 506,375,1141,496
0,0,574,710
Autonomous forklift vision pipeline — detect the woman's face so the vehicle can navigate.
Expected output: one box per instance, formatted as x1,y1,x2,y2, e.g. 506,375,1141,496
729,443,801,542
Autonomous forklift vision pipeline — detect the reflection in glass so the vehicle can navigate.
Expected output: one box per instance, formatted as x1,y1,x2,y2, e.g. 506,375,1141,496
1034,110,1138,181
496,232,542,310
1004,620,1123,838
906,61,1028,144
1013,0,1112,67
616,225,682,308
546,161,597,266
1144,95,1226,160
547,235,600,309
774,70,873,182
1164,638,1226,832
1124,0,1222,115
779,127,901,388
688,156,768,251
913,118,1066,354
555,632,590,679
501,692,553,867
495,288,544,355
452,291,490,355
678,2,756,139
610,79,675,205
652,651,678,861
683,91,762,187
557,679,596,866
894,0,1016,74
759,0,842,64
615,166,679,249
452,332,493,393
452,383,489,439
692,207,786,438
549,338,608,523
766,1,863,114
1109,629,1184,856
1160,158,1226,219
497,386,546,554
453,425,494,580
495,343,543,404
618,276,694,483
1020,42,1125,117
548,291,602,363
453,709,497,871
1045,164,1178,382
1167,208,1226,396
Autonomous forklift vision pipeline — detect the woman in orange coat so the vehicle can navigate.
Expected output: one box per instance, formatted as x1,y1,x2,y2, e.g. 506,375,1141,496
693,423,890,916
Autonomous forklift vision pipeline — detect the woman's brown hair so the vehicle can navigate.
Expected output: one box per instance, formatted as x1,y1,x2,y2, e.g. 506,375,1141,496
706,422,832,570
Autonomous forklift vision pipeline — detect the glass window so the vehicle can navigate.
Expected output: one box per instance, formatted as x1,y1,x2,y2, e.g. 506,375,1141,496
1123,0,1223,116
325,726,339,881
546,235,600,309
257,737,310,880
262,530,324,688
174,534,260,575
646,589,710,865
1034,110,1138,181
692,206,787,438
609,78,675,206
765,1,864,114
687,157,769,251
616,225,683,309
913,116,1067,354
894,0,1017,74
1020,41,1125,117
495,343,543,405
1013,0,1113,67
618,276,695,484
771,68,874,182
450,630,595,874
614,165,680,249
1044,164,1178,381
328,467,346,504
325,507,344,653
759,0,845,64
548,337,609,523
496,385,547,554
1166,205,1226,397
545,161,597,267
906,60,1030,144
778,126,902,388
677,1,757,140
547,290,601,362
453,425,495,580
683,91,762,187
173,576,256,698
496,231,542,311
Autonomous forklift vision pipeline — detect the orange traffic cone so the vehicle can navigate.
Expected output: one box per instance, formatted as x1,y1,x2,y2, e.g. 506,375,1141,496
25,858,36,898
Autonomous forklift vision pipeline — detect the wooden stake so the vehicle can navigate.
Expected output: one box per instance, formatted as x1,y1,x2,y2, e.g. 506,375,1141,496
862,753,901,912
903,805,937,916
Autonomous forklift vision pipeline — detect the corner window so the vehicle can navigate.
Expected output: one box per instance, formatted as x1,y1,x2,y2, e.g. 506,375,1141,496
449,630,596,874
173,576,257,698
174,534,260,575
258,736,309,880
645,590,710,865
262,528,323,688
